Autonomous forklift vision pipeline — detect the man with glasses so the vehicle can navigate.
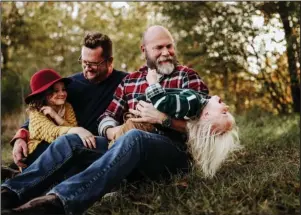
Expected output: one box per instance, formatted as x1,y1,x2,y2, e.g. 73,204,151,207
2,26,209,215
5,32,127,174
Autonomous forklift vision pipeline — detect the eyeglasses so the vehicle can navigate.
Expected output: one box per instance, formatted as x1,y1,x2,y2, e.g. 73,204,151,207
78,56,107,68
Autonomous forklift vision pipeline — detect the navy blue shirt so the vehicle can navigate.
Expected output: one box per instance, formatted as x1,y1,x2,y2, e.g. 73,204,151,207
22,69,127,135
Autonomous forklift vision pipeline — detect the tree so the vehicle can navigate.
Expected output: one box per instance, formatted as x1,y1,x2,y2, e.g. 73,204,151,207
258,1,300,112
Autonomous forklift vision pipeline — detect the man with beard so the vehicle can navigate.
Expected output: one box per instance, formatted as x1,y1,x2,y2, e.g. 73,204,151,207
4,32,127,173
1,26,209,215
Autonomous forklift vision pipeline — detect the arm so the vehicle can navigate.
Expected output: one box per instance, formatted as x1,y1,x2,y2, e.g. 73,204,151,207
146,83,208,119
29,110,74,143
10,120,29,168
130,101,187,133
40,106,68,126
61,103,78,126
132,68,209,132
98,77,128,139
10,120,29,146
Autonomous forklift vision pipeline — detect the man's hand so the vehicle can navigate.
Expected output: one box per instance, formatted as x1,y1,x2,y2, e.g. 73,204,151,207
129,100,166,124
130,101,188,133
146,68,158,85
13,138,28,168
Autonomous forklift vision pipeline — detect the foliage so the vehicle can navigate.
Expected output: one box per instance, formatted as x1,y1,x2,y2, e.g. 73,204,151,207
1,2,299,116
151,1,300,114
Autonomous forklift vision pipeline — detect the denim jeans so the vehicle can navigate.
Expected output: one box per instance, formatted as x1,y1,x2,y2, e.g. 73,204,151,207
2,130,190,215
2,134,108,204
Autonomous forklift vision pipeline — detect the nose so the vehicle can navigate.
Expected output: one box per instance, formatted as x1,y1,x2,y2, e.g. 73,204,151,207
161,47,170,56
58,90,66,96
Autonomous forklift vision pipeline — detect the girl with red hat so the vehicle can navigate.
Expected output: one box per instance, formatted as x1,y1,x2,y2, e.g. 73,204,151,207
23,69,95,168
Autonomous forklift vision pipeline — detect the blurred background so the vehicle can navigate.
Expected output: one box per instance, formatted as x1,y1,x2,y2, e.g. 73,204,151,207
1,2,300,138
1,3,300,213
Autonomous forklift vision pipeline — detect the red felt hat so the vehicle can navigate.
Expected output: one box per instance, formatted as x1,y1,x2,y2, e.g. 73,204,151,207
25,69,72,104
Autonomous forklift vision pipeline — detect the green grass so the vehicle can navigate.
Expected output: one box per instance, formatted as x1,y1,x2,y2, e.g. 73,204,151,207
1,112,300,214
87,113,300,215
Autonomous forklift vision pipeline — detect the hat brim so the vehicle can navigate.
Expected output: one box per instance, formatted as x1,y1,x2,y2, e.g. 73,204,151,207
25,78,72,104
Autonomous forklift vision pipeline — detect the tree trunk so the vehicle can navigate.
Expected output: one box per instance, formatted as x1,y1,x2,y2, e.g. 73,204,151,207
278,2,300,112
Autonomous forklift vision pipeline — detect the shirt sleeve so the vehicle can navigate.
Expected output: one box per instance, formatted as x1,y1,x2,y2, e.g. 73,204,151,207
97,77,129,135
62,103,77,127
145,83,208,119
28,110,73,143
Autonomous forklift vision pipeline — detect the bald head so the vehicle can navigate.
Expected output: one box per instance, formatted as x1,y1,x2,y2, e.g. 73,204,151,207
140,25,178,75
142,25,174,46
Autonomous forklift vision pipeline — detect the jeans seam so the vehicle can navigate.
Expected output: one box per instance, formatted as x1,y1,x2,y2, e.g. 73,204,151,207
62,136,138,202
16,146,75,196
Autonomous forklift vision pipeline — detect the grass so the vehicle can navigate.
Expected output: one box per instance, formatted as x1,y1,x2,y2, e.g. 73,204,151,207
1,112,300,214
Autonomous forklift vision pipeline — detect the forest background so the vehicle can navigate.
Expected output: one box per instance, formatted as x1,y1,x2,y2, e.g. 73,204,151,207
2,1,300,116
1,2,300,215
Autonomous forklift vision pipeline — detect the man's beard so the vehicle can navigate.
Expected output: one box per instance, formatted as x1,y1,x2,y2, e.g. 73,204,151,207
146,52,178,75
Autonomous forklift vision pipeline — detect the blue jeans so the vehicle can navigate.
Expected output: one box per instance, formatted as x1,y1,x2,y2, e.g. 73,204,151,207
2,130,190,215
2,134,108,204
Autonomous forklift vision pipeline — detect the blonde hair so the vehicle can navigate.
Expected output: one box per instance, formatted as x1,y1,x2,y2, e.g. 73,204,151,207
186,115,241,178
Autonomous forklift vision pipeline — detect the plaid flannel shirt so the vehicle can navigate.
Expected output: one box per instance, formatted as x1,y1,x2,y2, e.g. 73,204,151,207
98,65,209,135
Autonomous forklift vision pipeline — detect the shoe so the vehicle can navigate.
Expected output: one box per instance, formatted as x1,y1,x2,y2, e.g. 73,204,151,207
1,187,20,210
11,194,65,214
1,166,20,180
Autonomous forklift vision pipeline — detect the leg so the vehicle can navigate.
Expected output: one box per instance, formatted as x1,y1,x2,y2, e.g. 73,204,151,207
45,129,189,215
22,141,50,171
1,134,108,206
1,142,50,181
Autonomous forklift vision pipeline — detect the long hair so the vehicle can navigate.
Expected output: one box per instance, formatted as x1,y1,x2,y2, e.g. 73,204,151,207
26,88,53,113
186,116,241,178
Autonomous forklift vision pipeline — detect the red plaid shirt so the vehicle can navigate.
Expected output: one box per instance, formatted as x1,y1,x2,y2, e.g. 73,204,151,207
98,65,209,124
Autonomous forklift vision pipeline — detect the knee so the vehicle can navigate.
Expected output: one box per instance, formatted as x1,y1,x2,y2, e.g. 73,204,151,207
114,129,150,150
52,134,82,149
123,129,146,140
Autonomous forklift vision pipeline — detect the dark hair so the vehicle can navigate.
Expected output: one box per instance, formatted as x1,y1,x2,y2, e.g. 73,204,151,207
83,32,112,59
26,88,53,112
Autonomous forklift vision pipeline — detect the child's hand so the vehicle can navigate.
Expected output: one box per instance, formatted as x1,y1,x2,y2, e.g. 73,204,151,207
40,106,57,118
146,68,158,85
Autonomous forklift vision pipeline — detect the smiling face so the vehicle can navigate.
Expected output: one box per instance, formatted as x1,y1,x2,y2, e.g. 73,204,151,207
201,95,234,133
81,46,111,83
46,82,67,106
142,26,178,75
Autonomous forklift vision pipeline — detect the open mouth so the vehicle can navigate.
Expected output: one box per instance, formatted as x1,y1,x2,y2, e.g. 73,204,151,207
159,60,172,64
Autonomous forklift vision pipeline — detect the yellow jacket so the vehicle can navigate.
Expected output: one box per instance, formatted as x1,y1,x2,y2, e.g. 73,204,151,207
28,102,77,154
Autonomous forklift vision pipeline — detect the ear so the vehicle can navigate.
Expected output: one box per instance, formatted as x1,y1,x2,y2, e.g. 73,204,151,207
106,57,114,67
140,45,145,53
200,111,210,120
107,56,113,64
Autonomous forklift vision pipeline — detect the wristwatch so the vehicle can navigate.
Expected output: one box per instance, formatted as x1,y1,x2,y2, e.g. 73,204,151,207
161,115,172,128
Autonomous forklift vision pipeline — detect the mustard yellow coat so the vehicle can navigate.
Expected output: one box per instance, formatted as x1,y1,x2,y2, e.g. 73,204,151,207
28,102,77,154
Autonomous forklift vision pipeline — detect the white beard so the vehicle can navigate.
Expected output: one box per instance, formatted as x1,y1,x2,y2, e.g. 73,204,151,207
157,63,175,75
